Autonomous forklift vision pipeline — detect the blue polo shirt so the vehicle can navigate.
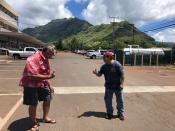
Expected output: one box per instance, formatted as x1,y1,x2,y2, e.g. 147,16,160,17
99,60,124,90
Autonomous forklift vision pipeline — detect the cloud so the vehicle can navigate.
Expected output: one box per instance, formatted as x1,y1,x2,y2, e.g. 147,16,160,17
82,0,175,42
74,0,88,3
82,0,175,27
6,0,73,29
152,28,175,42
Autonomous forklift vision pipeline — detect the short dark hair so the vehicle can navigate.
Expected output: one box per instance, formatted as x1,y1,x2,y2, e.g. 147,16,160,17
42,47,49,52
42,45,54,52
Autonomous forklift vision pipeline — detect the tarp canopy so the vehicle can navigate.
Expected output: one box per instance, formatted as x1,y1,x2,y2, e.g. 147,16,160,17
123,48,165,55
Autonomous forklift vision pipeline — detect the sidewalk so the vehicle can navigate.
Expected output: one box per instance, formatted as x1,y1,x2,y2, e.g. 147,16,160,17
2,92,175,131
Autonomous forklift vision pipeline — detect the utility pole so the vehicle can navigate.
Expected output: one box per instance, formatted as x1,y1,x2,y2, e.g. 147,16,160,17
129,23,135,44
109,16,119,45
132,24,135,44
109,16,119,60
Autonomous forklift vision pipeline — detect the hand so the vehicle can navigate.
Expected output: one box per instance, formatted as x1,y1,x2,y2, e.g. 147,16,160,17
93,69,98,75
50,87,55,94
49,71,55,79
120,82,124,89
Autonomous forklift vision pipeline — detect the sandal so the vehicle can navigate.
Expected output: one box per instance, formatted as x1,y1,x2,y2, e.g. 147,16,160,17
43,119,56,124
30,122,40,131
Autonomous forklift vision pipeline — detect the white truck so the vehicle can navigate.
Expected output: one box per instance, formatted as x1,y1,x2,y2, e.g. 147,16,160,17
8,47,38,59
87,49,108,59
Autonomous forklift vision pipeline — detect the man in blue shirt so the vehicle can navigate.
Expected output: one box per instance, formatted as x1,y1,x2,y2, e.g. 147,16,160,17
93,52,124,120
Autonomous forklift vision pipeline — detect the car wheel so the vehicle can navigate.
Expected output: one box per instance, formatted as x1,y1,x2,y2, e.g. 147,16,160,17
92,55,96,59
13,54,20,60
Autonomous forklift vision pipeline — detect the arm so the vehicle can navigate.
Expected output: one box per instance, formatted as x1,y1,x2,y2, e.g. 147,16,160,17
93,65,104,77
30,73,55,81
47,80,55,94
93,69,102,77
119,66,125,89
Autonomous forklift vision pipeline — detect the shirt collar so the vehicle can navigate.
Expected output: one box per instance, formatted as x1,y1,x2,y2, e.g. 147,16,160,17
39,51,46,60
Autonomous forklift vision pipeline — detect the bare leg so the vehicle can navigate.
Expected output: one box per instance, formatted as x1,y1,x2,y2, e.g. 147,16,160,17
43,101,56,123
43,101,50,120
29,106,39,131
29,105,37,122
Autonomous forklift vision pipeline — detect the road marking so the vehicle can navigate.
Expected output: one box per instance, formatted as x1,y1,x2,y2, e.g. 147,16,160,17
0,97,22,131
0,66,24,67
0,94,22,96
53,86,175,94
0,78,19,80
0,70,21,72
0,117,2,125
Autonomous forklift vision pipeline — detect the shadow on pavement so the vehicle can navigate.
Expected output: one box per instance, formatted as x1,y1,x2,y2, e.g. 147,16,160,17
78,111,107,118
7,117,33,131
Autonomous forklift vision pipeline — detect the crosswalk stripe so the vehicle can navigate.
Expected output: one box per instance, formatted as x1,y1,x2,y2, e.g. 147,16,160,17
0,86,174,96
53,86,175,94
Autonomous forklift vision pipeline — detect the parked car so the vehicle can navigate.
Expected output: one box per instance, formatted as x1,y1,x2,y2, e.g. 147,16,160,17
79,50,87,55
87,49,108,59
37,48,43,51
0,48,9,55
8,47,38,59
86,50,95,56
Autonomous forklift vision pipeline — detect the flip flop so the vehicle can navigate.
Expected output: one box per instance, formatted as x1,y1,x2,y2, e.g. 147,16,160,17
30,122,40,131
43,119,56,124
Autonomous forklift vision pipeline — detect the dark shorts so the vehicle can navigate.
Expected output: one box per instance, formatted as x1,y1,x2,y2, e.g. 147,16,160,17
23,86,52,106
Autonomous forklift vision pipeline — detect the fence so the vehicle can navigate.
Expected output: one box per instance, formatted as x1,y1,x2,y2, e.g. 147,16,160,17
115,49,175,66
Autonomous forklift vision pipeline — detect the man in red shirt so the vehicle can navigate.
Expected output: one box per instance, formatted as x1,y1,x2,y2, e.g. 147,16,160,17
20,46,56,131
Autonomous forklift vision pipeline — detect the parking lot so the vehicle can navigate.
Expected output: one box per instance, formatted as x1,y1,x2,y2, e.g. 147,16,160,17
0,52,175,131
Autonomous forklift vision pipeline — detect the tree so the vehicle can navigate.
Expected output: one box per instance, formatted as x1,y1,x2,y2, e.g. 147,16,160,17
53,39,63,50
69,37,82,51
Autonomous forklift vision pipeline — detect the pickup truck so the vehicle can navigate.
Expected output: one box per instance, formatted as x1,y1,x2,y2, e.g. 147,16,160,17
8,47,38,59
87,49,108,59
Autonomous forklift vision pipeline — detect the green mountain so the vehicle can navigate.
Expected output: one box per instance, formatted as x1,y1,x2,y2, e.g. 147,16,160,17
23,18,92,42
23,18,157,50
65,21,156,50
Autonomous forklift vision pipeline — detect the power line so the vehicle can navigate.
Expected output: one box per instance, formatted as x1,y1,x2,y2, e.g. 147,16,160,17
141,19,175,31
143,23,175,32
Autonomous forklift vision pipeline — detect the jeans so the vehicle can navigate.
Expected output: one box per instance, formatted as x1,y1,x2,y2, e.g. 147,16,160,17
104,88,124,115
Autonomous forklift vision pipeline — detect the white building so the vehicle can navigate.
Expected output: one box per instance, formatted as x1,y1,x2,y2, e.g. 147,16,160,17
0,0,18,32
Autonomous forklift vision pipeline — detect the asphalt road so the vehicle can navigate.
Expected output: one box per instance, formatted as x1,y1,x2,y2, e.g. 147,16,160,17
0,52,175,94
0,52,175,131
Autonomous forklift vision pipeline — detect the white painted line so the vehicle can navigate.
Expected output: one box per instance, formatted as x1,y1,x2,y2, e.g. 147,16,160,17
0,66,24,67
0,97,22,130
0,70,21,72
0,94,22,96
0,117,2,125
0,78,19,80
53,86,175,94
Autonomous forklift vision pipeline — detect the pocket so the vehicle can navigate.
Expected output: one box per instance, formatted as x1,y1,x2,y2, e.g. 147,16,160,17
43,86,51,95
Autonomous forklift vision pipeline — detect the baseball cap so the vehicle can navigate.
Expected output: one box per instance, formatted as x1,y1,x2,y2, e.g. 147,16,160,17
104,52,114,57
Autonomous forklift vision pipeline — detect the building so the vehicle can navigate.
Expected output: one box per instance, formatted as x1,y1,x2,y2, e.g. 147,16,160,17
0,32,45,49
0,0,45,50
0,0,18,32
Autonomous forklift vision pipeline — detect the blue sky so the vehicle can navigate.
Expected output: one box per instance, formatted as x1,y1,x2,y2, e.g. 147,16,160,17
66,0,89,19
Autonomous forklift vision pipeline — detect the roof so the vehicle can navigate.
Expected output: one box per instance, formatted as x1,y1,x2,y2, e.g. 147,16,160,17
0,0,18,16
123,48,165,55
0,31,46,46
